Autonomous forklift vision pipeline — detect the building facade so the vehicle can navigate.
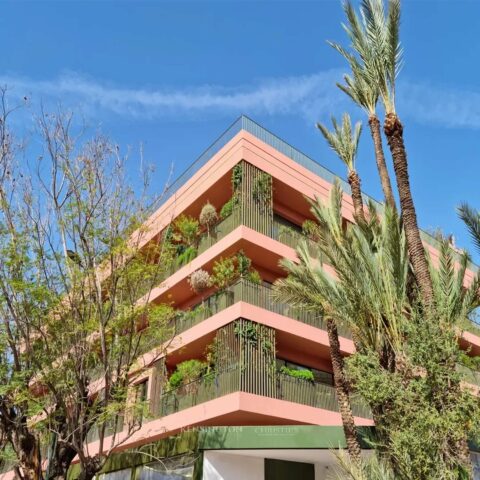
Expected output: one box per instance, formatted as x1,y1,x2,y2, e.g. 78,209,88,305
3,116,480,480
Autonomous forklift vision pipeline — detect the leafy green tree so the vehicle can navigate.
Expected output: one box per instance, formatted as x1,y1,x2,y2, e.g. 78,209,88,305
0,96,175,480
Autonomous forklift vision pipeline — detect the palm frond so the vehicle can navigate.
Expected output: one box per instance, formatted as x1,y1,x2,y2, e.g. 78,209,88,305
275,182,409,355
316,114,362,172
333,0,402,115
458,203,480,253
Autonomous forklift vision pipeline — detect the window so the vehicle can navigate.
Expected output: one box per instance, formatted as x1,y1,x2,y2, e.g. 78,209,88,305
134,379,149,424
265,459,314,480
98,468,132,480
138,457,195,480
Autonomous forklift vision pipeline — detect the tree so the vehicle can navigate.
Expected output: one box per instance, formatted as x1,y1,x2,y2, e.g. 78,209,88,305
0,96,175,480
459,203,480,254
333,0,434,306
329,5,396,211
273,185,363,466
280,184,480,478
317,114,366,224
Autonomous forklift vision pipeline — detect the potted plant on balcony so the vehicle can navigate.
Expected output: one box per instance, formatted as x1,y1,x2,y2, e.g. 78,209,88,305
173,214,201,266
165,359,209,412
278,365,315,406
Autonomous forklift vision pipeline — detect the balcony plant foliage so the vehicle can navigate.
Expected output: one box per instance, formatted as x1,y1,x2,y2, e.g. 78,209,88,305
166,359,208,391
220,164,242,219
171,214,200,265
0,104,175,480
252,172,272,212
209,251,261,291
279,365,314,382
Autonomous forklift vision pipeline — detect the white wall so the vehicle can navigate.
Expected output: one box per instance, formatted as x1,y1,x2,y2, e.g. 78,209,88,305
203,450,330,480
203,452,264,480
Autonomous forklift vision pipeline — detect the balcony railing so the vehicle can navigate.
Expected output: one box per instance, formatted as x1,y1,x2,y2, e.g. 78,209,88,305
158,366,371,420
172,278,351,339
135,209,319,304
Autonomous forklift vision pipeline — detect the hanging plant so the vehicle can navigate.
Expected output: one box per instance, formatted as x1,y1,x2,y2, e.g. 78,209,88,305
233,321,275,360
199,202,218,236
231,164,243,191
252,172,272,206
234,320,259,346
188,269,211,294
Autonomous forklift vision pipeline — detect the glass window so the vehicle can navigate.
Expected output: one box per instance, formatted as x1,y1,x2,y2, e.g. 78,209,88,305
98,468,132,480
137,457,195,480
134,380,148,424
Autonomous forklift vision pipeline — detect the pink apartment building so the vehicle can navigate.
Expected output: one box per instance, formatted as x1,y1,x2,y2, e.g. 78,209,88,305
3,116,480,480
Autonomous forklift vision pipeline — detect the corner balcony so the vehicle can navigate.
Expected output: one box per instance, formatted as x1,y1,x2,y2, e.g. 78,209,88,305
171,278,351,340
159,365,371,421
136,210,317,304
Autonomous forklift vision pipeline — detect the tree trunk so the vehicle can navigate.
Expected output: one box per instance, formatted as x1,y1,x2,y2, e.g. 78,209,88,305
347,170,366,225
368,115,396,211
12,428,42,480
78,455,104,480
383,113,434,306
46,443,78,480
326,318,362,465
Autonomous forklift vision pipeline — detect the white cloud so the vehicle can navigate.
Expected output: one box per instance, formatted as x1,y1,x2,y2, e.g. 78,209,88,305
1,71,479,129
0,70,347,121
399,80,480,129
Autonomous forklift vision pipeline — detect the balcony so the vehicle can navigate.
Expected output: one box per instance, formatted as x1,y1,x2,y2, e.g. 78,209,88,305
158,366,371,420
171,278,351,340
136,211,317,304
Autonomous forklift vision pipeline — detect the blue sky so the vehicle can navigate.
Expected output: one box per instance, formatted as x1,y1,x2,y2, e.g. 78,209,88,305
2,0,480,257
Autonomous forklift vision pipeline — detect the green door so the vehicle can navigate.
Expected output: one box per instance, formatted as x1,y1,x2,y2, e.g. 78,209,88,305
264,458,314,480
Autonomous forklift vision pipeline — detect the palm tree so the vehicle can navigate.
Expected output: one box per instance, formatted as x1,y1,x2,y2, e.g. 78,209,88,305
329,6,396,211
274,183,409,468
317,114,366,225
458,203,480,254
333,0,434,306
277,185,479,476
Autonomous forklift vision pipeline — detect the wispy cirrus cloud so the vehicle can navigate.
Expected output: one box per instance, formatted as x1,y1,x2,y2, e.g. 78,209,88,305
0,70,347,121
0,70,479,129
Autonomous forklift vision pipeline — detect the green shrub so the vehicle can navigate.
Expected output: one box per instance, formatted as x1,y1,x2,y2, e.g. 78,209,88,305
246,269,262,284
173,215,200,246
280,365,314,382
211,256,237,289
220,196,239,219
167,359,208,390
177,245,197,265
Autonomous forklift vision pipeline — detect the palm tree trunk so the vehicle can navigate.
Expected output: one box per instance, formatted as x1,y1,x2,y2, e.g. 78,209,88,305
383,113,434,306
326,318,362,465
347,170,366,225
368,115,396,211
